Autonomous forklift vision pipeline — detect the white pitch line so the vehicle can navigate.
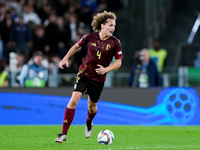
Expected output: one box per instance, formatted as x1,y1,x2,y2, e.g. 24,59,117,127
78,145,200,150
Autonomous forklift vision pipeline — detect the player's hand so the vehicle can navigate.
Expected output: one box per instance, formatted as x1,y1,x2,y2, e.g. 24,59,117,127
59,60,69,69
95,64,106,75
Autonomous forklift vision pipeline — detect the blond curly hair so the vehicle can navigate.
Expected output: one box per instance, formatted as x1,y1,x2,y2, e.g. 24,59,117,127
91,11,117,32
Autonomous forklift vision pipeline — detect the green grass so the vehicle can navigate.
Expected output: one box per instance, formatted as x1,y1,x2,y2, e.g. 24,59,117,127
0,125,200,150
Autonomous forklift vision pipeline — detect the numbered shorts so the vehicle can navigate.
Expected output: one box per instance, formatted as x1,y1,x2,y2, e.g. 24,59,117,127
73,73,104,103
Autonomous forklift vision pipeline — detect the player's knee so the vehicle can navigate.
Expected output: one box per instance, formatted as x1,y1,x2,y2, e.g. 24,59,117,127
68,98,79,108
72,99,79,106
88,106,97,114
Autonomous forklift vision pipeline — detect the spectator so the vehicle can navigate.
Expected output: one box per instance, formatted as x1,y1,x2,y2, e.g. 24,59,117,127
0,2,6,22
0,16,15,59
36,0,50,8
5,0,22,15
67,1,81,14
23,4,41,26
27,51,50,70
37,2,53,24
0,16,14,45
56,16,71,59
0,58,8,87
11,51,25,87
8,15,32,62
149,38,167,73
32,26,48,55
18,51,48,87
128,48,161,88
79,5,93,33
55,0,70,16
61,11,79,47
77,24,86,36
26,0,38,11
44,12,59,56
69,13,79,44
16,51,25,71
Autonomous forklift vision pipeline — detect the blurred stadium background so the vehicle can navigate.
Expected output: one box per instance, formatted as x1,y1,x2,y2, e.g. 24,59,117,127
1,0,200,126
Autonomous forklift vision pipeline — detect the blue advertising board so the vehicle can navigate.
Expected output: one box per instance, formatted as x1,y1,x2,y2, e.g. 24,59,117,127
0,87,199,125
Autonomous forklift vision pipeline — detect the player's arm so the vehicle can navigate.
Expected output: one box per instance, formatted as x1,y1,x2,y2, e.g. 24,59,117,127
95,59,122,75
59,43,81,69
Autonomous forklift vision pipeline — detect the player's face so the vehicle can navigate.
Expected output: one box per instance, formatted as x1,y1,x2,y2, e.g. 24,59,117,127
102,19,116,37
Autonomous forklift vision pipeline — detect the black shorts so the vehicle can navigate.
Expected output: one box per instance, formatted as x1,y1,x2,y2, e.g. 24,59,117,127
73,73,104,103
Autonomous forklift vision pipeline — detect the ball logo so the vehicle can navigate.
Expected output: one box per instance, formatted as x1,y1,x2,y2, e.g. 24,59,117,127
165,89,197,123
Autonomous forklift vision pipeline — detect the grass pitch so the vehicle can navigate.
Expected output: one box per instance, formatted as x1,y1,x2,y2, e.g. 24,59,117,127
0,125,200,150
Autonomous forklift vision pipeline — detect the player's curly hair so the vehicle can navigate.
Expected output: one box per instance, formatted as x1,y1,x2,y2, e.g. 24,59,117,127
91,11,117,32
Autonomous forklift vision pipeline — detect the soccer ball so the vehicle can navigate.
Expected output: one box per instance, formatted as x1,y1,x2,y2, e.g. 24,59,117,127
97,129,114,145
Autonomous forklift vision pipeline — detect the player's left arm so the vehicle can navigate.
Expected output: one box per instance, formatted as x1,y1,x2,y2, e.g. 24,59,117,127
95,59,122,75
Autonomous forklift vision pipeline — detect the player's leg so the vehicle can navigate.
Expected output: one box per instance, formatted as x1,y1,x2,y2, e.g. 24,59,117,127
55,91,82,143
85,97,98,138
87,96,98,126
63,91,82,133
55,73,87,143
85,79,104,138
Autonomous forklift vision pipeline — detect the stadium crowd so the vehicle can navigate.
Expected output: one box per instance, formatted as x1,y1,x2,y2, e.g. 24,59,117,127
0,0,122,87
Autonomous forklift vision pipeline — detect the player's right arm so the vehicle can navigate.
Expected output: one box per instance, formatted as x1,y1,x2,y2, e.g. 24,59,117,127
59,43,81,69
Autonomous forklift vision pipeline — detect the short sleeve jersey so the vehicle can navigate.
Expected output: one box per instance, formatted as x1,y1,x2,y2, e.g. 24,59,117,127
78,32,123,82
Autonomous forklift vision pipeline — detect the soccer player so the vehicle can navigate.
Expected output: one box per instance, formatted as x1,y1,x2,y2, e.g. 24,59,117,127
55,11,123,143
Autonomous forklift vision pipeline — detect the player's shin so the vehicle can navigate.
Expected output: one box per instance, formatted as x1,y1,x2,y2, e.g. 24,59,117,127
86,109,97,130
62,107,75,134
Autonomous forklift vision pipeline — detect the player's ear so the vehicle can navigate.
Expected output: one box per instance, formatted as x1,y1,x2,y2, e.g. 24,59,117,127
101,23,104,29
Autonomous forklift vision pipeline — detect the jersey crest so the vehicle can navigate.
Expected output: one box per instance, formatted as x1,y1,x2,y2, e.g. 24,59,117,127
106,44,111,51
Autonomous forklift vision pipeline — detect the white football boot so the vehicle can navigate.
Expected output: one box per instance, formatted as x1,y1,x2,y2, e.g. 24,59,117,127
85,122,93,138
55,133,67,143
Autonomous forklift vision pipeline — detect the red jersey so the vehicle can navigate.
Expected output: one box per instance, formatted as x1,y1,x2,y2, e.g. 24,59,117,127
78,32,123,82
